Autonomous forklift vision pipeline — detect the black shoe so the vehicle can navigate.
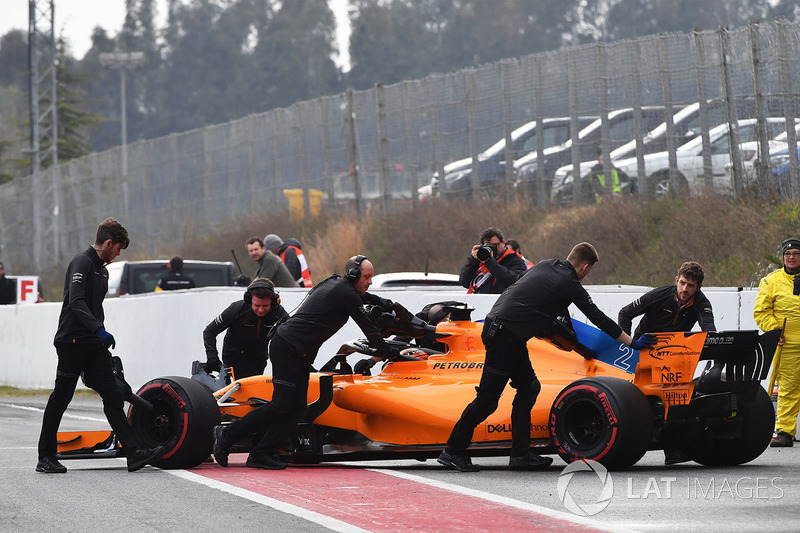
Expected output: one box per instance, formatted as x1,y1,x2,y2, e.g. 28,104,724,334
245,454,288,470
213,425,231,467
127,446,165,472
664,450,692,465
509,451,553,471
36,456,67,473
437,449,480,472
771,431,795,448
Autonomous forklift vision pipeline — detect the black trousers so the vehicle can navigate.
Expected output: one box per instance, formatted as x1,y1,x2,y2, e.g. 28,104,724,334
446,322,540,458
38,343,140,460
225,333,309,456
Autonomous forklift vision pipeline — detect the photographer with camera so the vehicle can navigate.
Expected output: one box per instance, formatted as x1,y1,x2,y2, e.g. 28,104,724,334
459,227,526,294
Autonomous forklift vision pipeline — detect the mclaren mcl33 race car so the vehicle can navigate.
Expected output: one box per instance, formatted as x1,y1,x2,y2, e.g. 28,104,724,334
57,303,781,471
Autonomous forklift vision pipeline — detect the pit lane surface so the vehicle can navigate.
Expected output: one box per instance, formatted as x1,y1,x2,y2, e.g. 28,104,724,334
2,396,798,532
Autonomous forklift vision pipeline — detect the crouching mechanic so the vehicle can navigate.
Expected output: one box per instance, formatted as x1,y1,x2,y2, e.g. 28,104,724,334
212,255,397,470
439,242,656,472
618,261,716,464
202,277,289,380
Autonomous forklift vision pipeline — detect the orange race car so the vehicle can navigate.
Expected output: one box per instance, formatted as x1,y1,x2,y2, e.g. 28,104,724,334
56,303,781,470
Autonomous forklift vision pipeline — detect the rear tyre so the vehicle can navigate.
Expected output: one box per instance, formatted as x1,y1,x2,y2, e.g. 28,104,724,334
690,386,774,466
128,376,220,469
550,377,653,469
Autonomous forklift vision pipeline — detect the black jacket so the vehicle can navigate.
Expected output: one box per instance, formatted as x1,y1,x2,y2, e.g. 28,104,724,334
459,248,527,294
53,247,108,345
0,275,15,304
487,258,622,343
157,270,196,291
275,275,389,363
618,285,716,337
203,298,288,365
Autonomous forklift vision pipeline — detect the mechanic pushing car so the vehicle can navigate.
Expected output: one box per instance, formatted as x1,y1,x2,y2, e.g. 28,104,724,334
202,277,289,380
755,237,800,448
460,227,527,294
439,242,657,472
36,218,165,474
618,260,716,465
212,255,399,470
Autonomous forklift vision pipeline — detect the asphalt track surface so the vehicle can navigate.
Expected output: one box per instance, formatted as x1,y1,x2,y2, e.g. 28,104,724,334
2,396,799,532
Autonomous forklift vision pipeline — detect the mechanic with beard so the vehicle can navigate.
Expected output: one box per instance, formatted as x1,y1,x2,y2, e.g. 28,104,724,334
36,218,165,474
459,227,526,294
618,261,716,464
212,255,397,470
618,261,716,338
202,277,289,380
439,242,656,472
755,237,800,448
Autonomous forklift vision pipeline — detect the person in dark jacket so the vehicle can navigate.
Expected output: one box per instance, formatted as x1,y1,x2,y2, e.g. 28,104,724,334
156,256,196,291
618,261,716,338
212,255,396,470
36,218,164,474
438,242,656,472
618,260,716,465
203,277,289,380
459,227,527,294
264,234,313,288
0,261,16,304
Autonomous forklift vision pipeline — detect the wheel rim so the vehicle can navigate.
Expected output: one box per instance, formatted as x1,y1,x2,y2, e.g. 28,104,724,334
135,396,180,447
561,398,608,451
654,178,671,199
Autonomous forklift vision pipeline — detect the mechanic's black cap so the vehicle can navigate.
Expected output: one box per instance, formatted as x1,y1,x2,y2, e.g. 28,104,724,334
782,237,800,255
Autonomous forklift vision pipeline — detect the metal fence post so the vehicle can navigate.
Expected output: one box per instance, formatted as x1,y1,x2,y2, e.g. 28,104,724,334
750,22,771,196
376,83,390,212
720,27,744,198
402,82,419,210
467,71,481,198
692,30,714,191
501,60,514,205
777,20,800,201
346,90,362,215
568,49,582,205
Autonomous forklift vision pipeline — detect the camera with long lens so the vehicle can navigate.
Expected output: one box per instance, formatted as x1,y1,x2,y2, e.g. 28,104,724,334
476,242,497,262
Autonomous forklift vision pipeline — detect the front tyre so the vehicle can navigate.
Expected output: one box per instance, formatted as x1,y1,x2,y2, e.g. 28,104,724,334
128,376,220,469
550,377,653,469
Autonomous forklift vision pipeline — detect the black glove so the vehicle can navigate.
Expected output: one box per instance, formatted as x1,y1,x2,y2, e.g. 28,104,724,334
235,275,251,287
353,358,377,375
630,333,657,350
96,327,116,349
374,296,394,309
205,357,222,373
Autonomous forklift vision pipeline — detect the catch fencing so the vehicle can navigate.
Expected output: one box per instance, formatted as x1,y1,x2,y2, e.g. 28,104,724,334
2,20,800,273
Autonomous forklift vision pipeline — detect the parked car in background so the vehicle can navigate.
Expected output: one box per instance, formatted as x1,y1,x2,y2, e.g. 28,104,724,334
370,272,461,288
550,101,731,204
611,118,795,198
513,106,667,197
418,116,596,200
107,259,237,297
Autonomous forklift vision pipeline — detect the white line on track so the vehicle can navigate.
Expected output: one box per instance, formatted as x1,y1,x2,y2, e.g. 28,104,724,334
1,402,106,422
371,469,638,533
166,469,371,533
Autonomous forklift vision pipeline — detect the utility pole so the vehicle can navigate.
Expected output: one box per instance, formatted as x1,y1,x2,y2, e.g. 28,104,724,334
27,0,58,174
99,51,145,177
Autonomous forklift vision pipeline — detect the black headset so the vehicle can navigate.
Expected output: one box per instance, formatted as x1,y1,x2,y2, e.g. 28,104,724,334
345,255,367,283
244,278,280,305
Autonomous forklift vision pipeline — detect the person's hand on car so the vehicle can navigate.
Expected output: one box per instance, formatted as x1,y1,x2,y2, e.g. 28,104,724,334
630,333,657,350
205,357,222,373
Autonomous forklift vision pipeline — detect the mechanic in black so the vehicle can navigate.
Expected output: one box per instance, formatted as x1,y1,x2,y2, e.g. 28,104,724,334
439,242,656,472
36,217,164,474
202,277,288,380
213,255,395,470
618,261,716,337
459,227,527,294
0,261,16,304
618,260,715,465
156,256,197,291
